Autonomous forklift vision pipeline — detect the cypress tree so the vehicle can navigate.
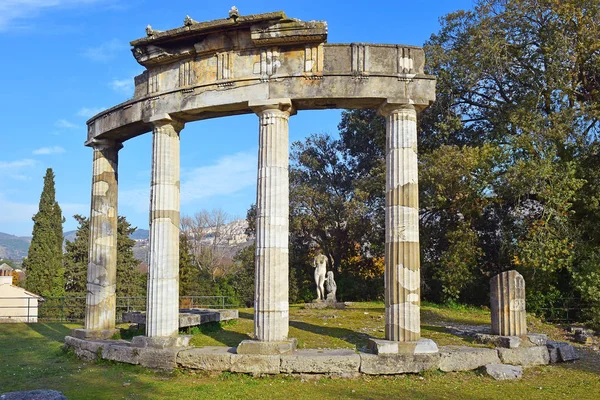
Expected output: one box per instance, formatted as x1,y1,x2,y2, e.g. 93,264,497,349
64,215,145,297
25,168,65,297
116,216,145,298
63,215,89,294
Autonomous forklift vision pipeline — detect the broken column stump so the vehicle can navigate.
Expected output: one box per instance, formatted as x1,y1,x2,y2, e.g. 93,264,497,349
490,270,527,336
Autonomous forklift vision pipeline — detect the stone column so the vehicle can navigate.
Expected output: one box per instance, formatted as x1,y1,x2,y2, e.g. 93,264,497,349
237,99,296,355
491,270,527,336
380,103,421,343
74,139,122,340
146,115,184,338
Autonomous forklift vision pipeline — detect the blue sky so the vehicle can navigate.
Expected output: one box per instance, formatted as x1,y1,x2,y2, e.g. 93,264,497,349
0,0,474,236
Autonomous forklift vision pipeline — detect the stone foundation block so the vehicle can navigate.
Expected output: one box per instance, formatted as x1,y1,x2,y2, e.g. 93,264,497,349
236,338,297,355
526,333,548,346
497,346,549,366
131,335,192,349
102,344,140,365
71,328,118,340
280,349,360,373
359,353,441,375
368,338,438,355
64,336,107,362
474,333,520,348
177,347,235,371
484,364,523,380
438,346,501,372
137,348,180,370
231,354,281,374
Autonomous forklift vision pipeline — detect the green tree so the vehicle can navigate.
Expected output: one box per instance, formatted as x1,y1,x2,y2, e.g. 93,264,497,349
289,133,384,300
63,215,89,294
419,0,600,315
63,215,145,298
25,168,64,298
179,232,200,296
116,216,145,297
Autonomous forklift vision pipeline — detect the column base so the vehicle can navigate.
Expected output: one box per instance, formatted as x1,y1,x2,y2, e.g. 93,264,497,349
71,328,119,340
130,335,192,349
236,338,297,355
368,338,438,355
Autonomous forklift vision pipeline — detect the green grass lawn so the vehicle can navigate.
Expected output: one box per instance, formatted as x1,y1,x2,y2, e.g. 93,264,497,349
1,303,599,400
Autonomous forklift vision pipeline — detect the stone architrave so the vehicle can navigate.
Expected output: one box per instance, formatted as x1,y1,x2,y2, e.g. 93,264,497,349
146,114,184,338
249,99,294,343
379,102,421,343
78,140,122,338
490,270,527,336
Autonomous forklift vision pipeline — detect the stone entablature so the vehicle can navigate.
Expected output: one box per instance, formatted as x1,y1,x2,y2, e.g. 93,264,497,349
86,11,434,144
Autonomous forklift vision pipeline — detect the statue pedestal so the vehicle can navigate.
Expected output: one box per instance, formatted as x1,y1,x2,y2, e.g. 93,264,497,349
304,301,346,310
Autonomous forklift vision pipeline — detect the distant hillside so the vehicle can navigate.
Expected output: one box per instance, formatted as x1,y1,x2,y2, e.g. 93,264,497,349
0,233,31,260
0,228,150,262
130,229,149,240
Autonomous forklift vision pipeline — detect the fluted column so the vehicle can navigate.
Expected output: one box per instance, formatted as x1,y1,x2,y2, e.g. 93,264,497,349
84,140,122,333
250,99,293,342
491,270,527,336
146,115,184,338
379,103,421,342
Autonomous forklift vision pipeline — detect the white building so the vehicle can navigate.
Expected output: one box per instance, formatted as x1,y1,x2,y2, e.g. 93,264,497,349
0,269,42,323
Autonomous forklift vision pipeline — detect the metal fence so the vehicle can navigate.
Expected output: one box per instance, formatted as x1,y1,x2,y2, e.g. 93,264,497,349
1,295,240,323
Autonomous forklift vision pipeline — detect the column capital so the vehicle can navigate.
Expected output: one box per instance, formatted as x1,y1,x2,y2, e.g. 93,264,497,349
146,113,185,132
248,98,296,116
377,100,417,117
86,138,124,151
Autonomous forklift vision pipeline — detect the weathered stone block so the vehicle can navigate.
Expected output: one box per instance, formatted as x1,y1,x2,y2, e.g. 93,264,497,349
64,336,109,362
236,338,297,355
280,349,360,373
438,346,501,372
526,333,547,346
497,346,549,366
484,364,523,380
230,354,281,374
130,335,192,349
137,348,180,370
368,338,438,354
490,270,527,336
102,344,140,365
0,390,67,400
546,340,578,362
177,347,234,371
359,353,441,375
474,333,520,348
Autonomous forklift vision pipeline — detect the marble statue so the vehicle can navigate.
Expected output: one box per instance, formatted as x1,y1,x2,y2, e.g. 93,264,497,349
313,252,327,301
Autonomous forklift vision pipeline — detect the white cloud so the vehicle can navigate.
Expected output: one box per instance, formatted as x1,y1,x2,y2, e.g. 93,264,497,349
181,151,257,203
0,159,37,180
0,0,107,32
82,38,126,62
110,78,134,96
76,107,105,118
33,146,66,155
55,119,78,129
119,151,257,213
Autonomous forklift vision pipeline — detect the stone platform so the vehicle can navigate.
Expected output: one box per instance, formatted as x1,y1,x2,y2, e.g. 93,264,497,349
122,308,238,328
304,301,347,310
63,334,577,375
